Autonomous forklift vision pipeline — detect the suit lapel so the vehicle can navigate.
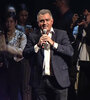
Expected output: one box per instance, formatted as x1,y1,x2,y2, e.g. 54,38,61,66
40,48,44,57
52,29,56,42
39,29,56,63
37,30,44,58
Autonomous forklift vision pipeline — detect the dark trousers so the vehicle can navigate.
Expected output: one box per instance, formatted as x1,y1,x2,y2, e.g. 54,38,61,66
32,76,68,100
0,67,8,100
77,68,90,100
21,59,31,100
77,61,90,100
8,60,23,100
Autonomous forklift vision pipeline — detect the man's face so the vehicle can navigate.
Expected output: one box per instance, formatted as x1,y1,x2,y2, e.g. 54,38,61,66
19,10,28,25
37,13,53,32
55,0,62,8
83,9,88,16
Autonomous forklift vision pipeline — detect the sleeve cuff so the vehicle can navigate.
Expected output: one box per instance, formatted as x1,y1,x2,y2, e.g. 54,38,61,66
53,42,58,49
34,44,40,53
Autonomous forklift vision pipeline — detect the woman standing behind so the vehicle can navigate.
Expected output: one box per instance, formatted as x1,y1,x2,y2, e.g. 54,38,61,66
17,3,33,36
4,13,27,100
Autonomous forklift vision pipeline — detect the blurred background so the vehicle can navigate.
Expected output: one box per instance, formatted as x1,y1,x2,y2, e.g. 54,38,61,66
0,0,90,28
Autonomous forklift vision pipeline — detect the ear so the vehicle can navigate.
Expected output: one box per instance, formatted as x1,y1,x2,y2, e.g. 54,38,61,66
51,18,54,25
37,21,40,27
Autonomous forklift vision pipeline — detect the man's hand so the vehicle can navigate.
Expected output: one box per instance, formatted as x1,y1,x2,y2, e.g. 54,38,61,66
38,34,54,47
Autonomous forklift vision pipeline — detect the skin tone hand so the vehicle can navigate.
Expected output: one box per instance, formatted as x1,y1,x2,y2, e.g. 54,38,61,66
78,14,90,27
78,20,86,26
37,34,54,47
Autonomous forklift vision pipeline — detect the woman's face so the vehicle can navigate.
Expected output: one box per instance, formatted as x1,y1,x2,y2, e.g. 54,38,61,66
6,17,16,32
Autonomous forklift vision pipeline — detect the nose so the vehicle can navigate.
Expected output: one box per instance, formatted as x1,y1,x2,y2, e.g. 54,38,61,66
23,16,26,19
43,20,47,24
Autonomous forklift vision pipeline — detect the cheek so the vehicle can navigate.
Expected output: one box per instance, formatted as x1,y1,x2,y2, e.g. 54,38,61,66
48,23,53,27
20,17,23,20
10,23,16,29
51,20,53,25
25,16,28,19
38,23,42,27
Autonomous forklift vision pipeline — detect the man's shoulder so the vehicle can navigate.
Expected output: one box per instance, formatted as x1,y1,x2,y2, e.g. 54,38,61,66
30,29,40,37
28,29,41,40
54,28,67,34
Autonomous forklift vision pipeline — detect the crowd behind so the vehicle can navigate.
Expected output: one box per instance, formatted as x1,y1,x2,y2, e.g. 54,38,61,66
0,0,90,100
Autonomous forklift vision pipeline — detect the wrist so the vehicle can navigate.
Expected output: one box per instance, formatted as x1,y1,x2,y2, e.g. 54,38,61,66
37,42,41,47
52,41,54,46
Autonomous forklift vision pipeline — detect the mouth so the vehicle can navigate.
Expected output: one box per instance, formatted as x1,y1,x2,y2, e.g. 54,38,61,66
42,26,47,29
42,24,47,28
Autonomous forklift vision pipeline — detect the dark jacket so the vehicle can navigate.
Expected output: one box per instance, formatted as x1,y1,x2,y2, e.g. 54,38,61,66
23,28,74,88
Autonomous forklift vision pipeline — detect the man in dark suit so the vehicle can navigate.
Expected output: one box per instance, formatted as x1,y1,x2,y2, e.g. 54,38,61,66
23,9,74,100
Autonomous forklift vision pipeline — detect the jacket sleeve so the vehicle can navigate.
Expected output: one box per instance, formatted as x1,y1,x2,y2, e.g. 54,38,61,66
54,30,74,57
23,34,37,59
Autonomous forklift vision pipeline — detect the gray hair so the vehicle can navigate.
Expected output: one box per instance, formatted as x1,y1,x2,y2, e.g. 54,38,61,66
37,9,53,22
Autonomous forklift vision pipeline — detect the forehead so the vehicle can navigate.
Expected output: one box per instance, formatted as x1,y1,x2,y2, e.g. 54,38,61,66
6,16,16,23
20,10,28,15
6,17,14,21
38,13,51,20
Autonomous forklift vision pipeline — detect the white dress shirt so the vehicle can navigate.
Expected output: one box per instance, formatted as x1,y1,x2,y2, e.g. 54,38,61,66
34,28,58,75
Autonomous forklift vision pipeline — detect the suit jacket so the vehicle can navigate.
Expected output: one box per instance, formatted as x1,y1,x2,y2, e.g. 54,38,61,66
23,28,74,88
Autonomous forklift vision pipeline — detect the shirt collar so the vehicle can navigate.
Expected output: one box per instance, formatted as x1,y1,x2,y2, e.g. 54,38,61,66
50,27,54,34
40,27,55,34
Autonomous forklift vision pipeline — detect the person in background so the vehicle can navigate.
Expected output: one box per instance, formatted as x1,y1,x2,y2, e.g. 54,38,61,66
71,8,90,53
17,3,33,36
71,8,90,39
0,5,17,100
0,29,9,100
71,8,90,100
54,0,75,43
3,13,27,100
7,5,16,15
23,9,74,100
16,3,33,100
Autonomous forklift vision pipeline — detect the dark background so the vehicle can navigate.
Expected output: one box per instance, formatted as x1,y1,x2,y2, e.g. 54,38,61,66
0,0,90,12
0,0,90,27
